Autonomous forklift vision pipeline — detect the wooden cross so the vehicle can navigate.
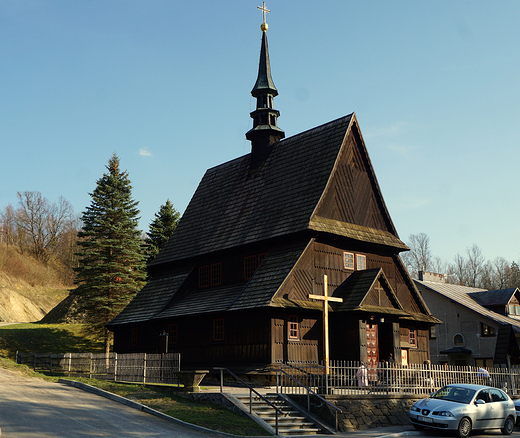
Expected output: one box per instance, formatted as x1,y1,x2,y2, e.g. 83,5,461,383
309,275,343,374
257,2,270,25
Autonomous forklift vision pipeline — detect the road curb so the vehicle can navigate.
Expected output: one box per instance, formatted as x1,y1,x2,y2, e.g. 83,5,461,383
378,432,421,438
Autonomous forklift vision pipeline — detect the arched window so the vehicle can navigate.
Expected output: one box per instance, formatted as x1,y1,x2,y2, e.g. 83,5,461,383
454,334,464,346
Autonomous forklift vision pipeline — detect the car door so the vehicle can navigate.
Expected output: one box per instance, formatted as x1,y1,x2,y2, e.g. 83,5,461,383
473,389,494,429
488,388,508,428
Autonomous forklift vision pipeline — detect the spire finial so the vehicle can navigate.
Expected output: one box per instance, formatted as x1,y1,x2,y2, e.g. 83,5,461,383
258,2,270,32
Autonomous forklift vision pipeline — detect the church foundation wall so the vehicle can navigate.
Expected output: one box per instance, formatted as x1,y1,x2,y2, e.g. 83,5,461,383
291,393,421,432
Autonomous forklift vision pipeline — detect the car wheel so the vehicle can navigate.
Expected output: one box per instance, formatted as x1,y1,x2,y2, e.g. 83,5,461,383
456,417,472,438
501,416,515,435
412,423,425,431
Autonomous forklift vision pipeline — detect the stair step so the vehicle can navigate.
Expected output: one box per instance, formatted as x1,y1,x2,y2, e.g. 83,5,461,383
279,428,321,435
233,393,323,435
265,420,316,427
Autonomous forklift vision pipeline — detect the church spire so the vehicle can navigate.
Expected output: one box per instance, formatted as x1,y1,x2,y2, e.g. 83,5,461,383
246,3,285,166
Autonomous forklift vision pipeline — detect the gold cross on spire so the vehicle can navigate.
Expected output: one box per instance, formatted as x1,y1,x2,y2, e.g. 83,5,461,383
258,2,270,32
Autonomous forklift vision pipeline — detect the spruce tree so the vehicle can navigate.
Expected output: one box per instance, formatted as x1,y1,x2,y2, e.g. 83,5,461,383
145,199,180,264
75,154,146,353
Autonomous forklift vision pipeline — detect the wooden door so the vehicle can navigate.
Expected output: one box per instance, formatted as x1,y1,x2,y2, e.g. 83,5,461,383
366,323,379,381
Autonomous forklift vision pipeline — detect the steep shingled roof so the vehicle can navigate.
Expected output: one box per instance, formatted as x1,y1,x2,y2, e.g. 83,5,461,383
107,268,192,326
150,115,352,266
150,114,406,268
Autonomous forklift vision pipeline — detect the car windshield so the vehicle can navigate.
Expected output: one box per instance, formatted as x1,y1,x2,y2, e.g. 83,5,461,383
431,386,476,404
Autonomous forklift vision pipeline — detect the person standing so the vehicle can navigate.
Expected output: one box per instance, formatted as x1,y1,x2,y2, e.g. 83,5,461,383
356,362,369,387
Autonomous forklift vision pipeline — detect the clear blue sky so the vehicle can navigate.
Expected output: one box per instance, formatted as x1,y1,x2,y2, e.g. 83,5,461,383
2,1,519,265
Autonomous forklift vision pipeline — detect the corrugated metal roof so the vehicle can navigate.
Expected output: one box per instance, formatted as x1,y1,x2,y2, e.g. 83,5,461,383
415,280,520,333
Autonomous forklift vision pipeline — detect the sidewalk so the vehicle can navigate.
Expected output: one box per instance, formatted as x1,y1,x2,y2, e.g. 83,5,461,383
330,425,419,437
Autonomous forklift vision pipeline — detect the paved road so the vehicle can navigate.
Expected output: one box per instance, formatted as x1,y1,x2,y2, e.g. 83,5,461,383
0,369,222,438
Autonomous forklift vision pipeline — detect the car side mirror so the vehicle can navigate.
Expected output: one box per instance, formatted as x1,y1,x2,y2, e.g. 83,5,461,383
475,399,486,405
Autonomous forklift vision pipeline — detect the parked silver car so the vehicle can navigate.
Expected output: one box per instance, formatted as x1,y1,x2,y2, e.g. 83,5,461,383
514,398,520,425
409,384,516,437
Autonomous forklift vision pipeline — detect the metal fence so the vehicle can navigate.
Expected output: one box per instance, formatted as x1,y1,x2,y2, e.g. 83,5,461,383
16,352,181,384
278,361,520,396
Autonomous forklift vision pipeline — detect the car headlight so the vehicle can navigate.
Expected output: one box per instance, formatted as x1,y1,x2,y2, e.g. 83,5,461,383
410,406,420,412
433,411,454,417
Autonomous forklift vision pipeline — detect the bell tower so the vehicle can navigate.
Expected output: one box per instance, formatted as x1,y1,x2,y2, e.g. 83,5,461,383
246,3,285,167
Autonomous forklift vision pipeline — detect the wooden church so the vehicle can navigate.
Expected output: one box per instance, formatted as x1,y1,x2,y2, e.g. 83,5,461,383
107,7,439,372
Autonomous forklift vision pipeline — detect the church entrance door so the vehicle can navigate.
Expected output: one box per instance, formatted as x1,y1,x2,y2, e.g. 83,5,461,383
366,323,379,382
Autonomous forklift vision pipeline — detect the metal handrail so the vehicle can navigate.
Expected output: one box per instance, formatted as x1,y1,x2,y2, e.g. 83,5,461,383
214,367,284,436
277,367,342,432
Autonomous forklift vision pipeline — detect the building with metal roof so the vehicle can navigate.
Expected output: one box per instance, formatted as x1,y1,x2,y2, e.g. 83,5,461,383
415,273,520,367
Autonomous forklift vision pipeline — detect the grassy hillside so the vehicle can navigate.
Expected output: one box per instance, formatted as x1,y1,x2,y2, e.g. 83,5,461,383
0,242,70,287
0,242,72,322
0,323,104,360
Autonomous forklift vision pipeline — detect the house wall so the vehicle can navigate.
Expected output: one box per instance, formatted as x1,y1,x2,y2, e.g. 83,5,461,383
277,239,430,366
113,310,273,368
416,284,498,366
271,310,321,363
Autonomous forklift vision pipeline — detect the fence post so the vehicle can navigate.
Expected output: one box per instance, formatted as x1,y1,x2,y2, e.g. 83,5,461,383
114,353,118,382
143,353,147,383
89,353,93,379
67,353,71,377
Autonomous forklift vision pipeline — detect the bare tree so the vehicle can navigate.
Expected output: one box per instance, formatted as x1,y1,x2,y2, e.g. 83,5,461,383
466,244,485,287
449,253,468,285
402,232,433,278
0,204,16,246
15,191,75,263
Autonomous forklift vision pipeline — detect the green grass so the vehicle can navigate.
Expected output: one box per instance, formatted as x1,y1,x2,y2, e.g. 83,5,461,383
0,323,104,360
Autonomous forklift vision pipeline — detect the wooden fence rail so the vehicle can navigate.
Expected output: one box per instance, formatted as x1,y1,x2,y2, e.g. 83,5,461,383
16,352,181,385
279,361,520,396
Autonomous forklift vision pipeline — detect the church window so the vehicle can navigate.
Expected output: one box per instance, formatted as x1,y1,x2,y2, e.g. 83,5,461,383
344,252,354,269
244,256,257,279
356,254,366,270
288,316,299,340
199,266,210,288
429,325,437,339
213,318,224,341
211,263,222,286
409,328,417,348
199,263,222,288
244,253,267,280
481,323,496,337
168,323,178,345
131,328,138,347
454,333,464,346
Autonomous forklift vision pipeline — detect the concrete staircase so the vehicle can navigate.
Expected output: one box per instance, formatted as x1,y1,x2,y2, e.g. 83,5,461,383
231,393,332,435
